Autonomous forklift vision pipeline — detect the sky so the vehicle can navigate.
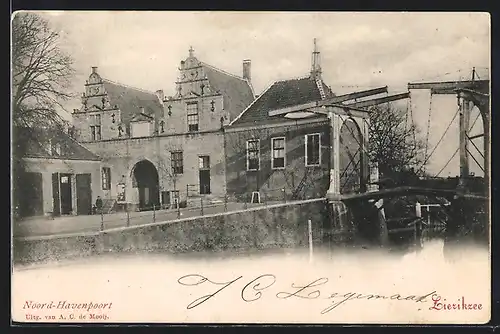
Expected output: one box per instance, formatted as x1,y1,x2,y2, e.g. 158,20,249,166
28,11,490,177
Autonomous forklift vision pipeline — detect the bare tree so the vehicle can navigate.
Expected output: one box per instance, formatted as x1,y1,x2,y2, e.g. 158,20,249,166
12,12,75,216
157,158,180,207
154,139,186,208
12,12,75,129
368,103,426,185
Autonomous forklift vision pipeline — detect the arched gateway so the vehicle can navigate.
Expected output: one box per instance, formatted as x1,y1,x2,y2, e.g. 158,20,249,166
131,160,160,211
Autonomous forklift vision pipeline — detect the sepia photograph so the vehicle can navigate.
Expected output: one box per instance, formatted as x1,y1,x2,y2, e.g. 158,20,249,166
11,11,491,324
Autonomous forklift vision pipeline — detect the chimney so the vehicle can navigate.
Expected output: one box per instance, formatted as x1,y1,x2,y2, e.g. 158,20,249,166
139,107,145,114
91,66,98,74
243,59,251,82
155,90,165,102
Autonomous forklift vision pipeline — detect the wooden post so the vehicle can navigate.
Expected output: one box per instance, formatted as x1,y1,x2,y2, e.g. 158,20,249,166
308,219,313,263
177,200,180,219
458,94,471,186
100,212,104,232
482,107,490,194
224,195,228,212
283,188,286,203
414,202,421,251
153,203,156,223
126,205,130,227
201,197,204,216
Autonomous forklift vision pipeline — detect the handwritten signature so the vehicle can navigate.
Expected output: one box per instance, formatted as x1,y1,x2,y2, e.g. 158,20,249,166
177,274,436,314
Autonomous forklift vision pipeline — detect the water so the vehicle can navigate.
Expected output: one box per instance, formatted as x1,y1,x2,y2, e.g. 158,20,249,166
12,239,490,324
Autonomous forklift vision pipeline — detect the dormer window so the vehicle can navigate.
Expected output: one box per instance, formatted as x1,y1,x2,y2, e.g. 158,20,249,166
53,142,62,155
46,139,61,155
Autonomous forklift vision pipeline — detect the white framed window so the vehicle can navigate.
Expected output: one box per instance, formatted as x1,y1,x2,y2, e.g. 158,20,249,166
171,151,184,174
199,155,210,169
102,167,111,190
305,133,321,166
187,102,199,132
90,114,102,141
246,139,260,171
271,137,286,169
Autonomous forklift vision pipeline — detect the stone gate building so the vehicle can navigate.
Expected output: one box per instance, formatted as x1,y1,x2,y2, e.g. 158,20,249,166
72,48,255,211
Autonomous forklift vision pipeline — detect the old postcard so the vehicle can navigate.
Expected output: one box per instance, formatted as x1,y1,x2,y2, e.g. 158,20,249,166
11,11,491,324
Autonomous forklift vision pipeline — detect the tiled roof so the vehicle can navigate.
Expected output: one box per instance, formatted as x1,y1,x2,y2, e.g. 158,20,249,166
15,127,101,161
201,63,255,122
102,79,163,130
230,75,334,127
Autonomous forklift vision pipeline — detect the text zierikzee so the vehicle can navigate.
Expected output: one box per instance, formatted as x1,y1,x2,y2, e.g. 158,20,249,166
429,294,483,311
177,274,436,314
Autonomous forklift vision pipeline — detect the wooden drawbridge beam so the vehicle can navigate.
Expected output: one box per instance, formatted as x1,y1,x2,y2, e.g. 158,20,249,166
346,92,410,108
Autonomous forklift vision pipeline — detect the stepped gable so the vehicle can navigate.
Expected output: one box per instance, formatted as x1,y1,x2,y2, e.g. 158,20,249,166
200,62,255,122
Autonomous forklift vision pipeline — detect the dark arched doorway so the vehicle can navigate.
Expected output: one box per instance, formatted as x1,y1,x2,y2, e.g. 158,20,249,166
339,118,364,194
132,160,160,211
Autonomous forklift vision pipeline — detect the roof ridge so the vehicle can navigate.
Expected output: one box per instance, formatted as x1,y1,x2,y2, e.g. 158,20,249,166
201,62,248,83
102,78,157,96
228,81,276,126
274,74,312,83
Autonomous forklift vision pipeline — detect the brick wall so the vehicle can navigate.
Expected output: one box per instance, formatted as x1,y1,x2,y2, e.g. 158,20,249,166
13,199,331,265
224,122,331,201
